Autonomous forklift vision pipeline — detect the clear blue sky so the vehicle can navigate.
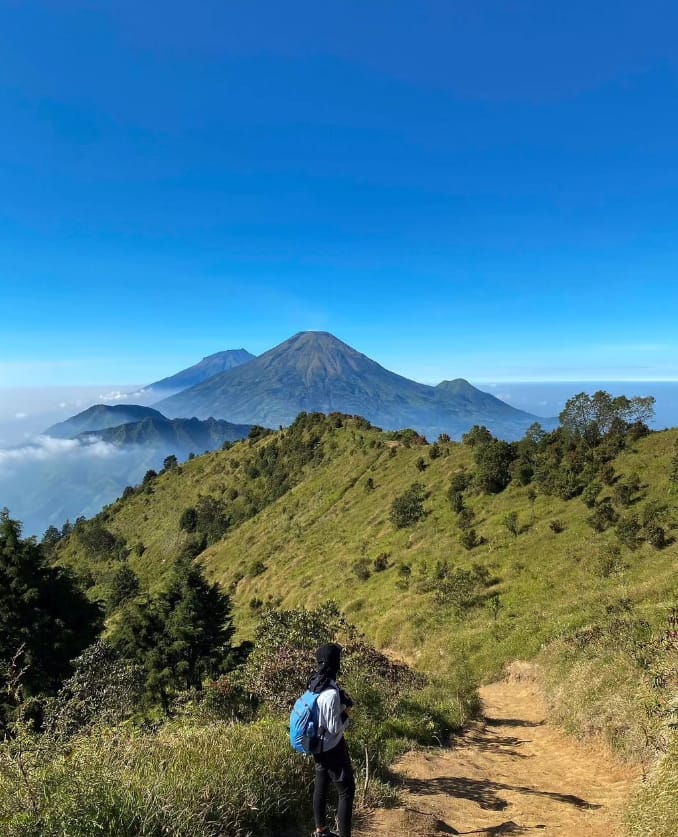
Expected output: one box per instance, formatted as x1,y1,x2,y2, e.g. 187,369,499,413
2,0,678,386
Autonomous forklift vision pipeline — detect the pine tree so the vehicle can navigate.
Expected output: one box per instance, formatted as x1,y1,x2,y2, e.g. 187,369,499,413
0,509,102,716
111,556,234,711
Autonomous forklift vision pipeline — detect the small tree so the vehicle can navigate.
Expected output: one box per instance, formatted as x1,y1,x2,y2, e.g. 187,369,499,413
111,557,234,711
474,440,515,494
462,425,494,447
587,499,618,532
449,491,465,513
581,481,602,509
179,507,198,533
108,564,140,611
0,510,103,713
163,454,178,471
390,484,426,528
615,515,642,550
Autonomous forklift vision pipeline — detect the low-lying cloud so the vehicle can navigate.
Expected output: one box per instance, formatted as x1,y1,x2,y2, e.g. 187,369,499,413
0,435,164,537
0,435,120,470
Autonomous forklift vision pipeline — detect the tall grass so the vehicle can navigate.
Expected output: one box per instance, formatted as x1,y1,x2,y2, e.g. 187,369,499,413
0,718,311,836
626,734,678,837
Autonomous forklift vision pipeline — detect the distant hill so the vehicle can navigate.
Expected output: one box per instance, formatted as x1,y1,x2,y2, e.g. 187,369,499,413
155,331,549,440
148,349,256,392
45,404,167,438
78,416,251,453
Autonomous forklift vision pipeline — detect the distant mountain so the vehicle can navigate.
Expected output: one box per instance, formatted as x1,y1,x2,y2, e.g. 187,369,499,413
155,331,550,440
148,349,256,392
45,405,166,438
78,416,251,453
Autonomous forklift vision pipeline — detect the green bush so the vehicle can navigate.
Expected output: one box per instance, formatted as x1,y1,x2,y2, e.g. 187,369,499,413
390,483,426,528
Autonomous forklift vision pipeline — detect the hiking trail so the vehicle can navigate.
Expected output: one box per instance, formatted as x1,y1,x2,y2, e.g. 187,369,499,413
355,666,640,836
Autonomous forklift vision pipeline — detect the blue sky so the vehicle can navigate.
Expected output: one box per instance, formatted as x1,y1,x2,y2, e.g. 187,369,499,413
2,0,678,386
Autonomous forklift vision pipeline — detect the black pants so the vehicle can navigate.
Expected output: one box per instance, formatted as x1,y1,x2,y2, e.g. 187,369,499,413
312,737,355,837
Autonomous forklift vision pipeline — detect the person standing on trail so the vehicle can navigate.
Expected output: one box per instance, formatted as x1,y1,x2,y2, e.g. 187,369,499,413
309,642,355,837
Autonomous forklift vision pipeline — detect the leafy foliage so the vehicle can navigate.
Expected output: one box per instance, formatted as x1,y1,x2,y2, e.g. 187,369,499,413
110,557,234,710
390,483,426,528
0,510,102,722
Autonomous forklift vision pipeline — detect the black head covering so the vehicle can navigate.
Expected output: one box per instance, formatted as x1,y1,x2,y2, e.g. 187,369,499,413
316,643,341,673
308,643,342,693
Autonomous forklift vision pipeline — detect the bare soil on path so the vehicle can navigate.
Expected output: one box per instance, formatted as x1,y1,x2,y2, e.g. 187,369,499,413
355,673,641,836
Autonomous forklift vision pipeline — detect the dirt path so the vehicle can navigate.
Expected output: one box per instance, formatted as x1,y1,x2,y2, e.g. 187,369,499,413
356,674,641,836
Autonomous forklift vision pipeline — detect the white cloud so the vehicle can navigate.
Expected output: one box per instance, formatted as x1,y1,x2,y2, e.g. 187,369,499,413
97,387,151,402
15,412,28,419
0,435,119,469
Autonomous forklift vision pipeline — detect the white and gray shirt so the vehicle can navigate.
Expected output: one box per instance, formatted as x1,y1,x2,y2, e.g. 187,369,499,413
316,680,349,752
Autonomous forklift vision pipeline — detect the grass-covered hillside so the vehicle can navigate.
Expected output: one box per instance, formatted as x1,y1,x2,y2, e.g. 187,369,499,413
50,408,678,834
58,412,676,678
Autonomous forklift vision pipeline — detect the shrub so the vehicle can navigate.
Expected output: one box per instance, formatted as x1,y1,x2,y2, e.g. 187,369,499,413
247,560,267,578
581,481,602,509
613,482,635,507
644,522,666,550
549,519,564,534
108,564,140,611
449,472,472,493
390,484,426,528
503,511,520,537
415,456,427,472
43,641,144,739
449,490,465,513
459,528,480,550
587,499,618,532
76,521,128,562
373,553,389,572
352,558,371,581
597,543,624,577
457,507,475,531
396,563,411,590
616,515,642,550
179,507,198,533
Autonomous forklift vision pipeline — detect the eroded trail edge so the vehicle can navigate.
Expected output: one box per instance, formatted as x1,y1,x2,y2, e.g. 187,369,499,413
357,672,641,836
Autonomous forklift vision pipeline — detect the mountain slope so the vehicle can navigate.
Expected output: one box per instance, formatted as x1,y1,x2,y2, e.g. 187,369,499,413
45,404,167,438
55,417,677,676
155,331,547,440
79,416,251,452
148,349,255,392
52,418,678,834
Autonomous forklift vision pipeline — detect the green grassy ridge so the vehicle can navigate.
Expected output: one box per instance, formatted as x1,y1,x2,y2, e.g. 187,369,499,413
51,417,678,833
57,419,678,685
205,428,677,679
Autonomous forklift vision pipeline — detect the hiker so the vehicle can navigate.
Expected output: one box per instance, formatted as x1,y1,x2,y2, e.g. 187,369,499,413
309,643,355,837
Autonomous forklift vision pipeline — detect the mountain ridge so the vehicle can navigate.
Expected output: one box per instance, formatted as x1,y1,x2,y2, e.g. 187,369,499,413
155,331,548,440
78,415,251,452
45,404,166,438
148,349,256,392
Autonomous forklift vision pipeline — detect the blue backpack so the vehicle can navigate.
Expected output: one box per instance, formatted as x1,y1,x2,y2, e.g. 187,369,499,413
289,689,324,755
